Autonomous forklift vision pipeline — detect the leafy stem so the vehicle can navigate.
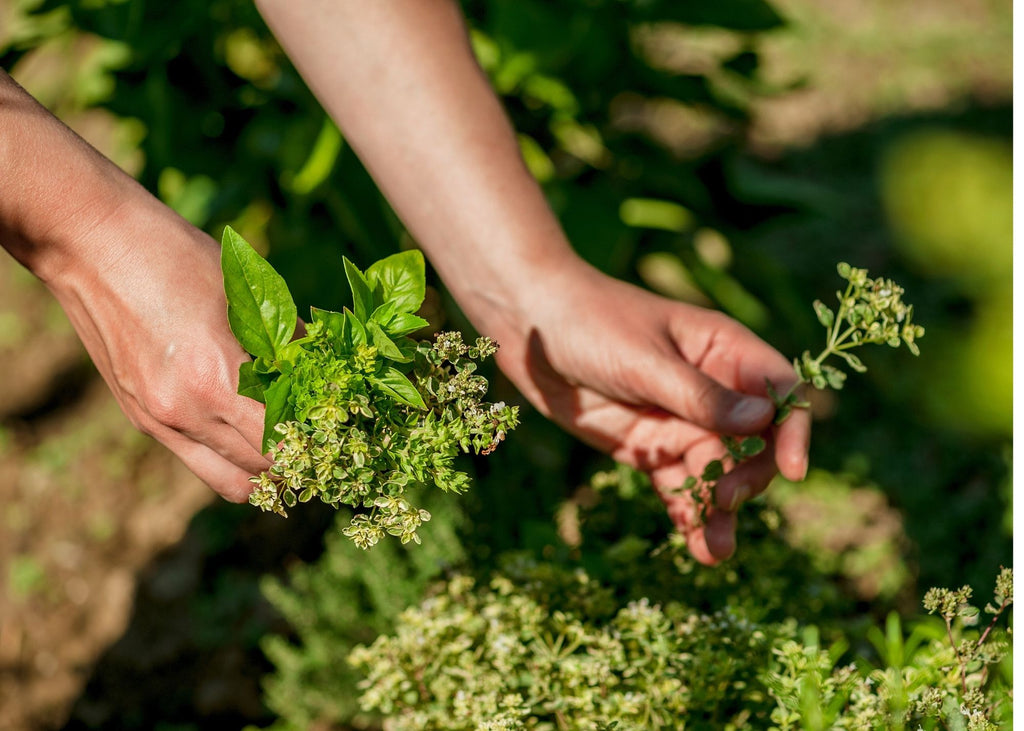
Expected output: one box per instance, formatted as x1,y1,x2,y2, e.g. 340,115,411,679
770,262,924,424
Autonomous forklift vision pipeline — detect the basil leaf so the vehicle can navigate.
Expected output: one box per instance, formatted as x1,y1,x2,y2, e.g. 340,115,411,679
237,361,268,404
345,309,368,347
221,226,297,360
365,249,425,314
366,320,411,363
343,257,375,323
369,367,426,410
311,306,349,353
370,301,398,327
262,374,295,452
386,312,430,338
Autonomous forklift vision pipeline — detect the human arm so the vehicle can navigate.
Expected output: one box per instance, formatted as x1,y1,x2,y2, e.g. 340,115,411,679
255,0,811,563
0,69,269,500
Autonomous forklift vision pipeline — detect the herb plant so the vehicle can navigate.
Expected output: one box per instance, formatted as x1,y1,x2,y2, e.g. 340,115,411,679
686,263,925,519
769,262,925,423
220,227,518,548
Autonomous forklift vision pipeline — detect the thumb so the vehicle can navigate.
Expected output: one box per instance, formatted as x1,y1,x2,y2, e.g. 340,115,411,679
644,359,775,434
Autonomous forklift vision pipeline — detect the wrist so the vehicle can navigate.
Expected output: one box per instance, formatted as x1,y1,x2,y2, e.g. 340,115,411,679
433,231,592,345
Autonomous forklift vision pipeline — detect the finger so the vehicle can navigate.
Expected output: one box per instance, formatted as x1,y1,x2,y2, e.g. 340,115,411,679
713,449,780,511
774,399,812,482
660,494,718,566
644,357,776,436
175,413,272,476
161,434,261,503
224,390,274,458
702,509,738,561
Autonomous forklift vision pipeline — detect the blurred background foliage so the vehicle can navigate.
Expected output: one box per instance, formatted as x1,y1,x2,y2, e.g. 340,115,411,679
0,0,1011,728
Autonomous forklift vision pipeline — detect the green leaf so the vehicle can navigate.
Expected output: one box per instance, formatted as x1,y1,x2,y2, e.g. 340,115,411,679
252,356,278,375
237,361,268,404
812,299,835,329
838,350,868,373
740,436,766,458
345,309,368,347
823,365,847,390
262,374,295,452
369,367,426,410
386,312,430,337
721,435,742,461
701,459,724,482
773,404,792,425
221,226,297,360
369,301,398,327
365,249,426,314
682,476,698,491
344,257,375,322
366,320,411,363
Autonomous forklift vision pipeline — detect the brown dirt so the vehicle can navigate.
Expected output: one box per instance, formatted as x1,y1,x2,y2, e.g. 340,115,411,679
0,262,214,729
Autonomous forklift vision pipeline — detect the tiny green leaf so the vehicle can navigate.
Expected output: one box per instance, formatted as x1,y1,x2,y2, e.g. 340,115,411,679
812,299,835,329
221,226,297,360
344,257,376,322
365,249,426,314
740,436,766,458
838,351,868,373
370,301,399,327
721,436,742,462
701,459,724,482
369,367,426,410
823,365,847,390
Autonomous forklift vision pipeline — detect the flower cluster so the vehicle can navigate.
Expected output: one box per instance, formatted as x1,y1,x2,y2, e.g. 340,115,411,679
249,330,519,548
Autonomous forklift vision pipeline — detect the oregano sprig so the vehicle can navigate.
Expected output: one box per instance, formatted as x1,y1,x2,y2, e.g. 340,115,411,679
683,263,923,526
770,262,925,423
221,227,518,548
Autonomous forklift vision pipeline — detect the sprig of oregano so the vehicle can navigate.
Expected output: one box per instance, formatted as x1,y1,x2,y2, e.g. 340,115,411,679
769,261,925,423
683,262,924,524
221,227,518,548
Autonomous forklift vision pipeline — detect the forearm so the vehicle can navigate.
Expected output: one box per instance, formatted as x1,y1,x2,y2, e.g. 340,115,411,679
255,0,584,338
0,70,144,282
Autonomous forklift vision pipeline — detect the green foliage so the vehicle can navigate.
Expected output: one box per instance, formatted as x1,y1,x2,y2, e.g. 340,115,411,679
767,568,1013,730
222,228,518,548
258,495,467,730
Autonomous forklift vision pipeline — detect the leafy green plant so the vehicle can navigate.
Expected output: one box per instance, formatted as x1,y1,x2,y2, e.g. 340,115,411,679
766,567,1013,731
221,227,518,547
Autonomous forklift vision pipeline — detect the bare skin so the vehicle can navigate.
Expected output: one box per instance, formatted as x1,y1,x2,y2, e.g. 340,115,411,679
0,0,810,565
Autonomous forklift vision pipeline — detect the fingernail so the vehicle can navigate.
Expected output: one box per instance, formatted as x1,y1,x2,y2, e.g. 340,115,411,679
729,397,773,429
727,484,750,511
